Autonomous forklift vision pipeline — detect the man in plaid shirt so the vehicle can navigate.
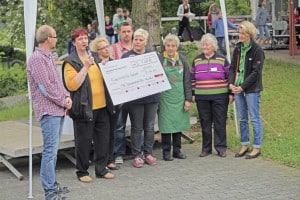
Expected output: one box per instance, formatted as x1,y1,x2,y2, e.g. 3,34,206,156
27,25,72,200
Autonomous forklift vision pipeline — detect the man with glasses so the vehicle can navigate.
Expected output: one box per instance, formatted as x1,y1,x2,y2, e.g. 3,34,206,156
27,25,72,200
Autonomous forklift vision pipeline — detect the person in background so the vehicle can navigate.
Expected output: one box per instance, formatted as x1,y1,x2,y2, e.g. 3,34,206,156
177,0,194,42
294,7,300,45
212,11,238,55
87,23,96,42
90,37,120,171
67,33,75,54
123,8,132,24
228,21,264,159
207,3,219,33
109,21,133,164
158,34,192,161
105,16,115,44
255,0,271,46
122,28,160,168
113,8,126,43
191,33,233,158
62,28,116,183
27,25,72,200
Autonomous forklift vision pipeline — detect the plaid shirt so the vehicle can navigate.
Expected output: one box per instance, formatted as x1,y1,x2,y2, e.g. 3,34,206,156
109,41,133,60
27,47,70,121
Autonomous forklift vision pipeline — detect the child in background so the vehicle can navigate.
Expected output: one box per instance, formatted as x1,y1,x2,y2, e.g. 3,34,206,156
212,11,237,55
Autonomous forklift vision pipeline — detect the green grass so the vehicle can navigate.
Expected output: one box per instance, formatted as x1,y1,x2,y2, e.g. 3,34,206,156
0,102,29,121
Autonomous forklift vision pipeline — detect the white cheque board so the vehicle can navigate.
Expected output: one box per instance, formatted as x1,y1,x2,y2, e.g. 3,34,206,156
99,52,171,105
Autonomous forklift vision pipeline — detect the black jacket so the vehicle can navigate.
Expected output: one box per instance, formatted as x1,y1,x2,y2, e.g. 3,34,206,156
228,40,264,93
62,50,115,121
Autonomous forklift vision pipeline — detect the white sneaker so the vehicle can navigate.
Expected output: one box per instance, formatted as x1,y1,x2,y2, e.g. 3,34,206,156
115,156,124,164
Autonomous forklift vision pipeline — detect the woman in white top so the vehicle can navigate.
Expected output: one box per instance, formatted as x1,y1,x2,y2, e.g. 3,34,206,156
177,0,194,42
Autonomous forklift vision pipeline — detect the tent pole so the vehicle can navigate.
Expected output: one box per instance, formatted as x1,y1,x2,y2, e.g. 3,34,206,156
219,0,239,137
24,0,37,198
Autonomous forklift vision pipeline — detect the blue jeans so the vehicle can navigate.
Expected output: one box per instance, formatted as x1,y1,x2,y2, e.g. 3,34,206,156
216,37,226,55
40,115,64,197
114,107,128,157
235,92,263,148
106,35,115,44
258,25,270,39
127,102,158,156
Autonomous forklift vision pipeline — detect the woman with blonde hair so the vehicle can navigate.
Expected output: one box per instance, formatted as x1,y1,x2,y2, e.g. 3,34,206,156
90,37,120,170
207,3,219,33
228,21,264,159
122,28,161,168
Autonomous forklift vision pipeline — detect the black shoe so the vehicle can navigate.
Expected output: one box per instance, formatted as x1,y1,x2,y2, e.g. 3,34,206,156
107,165,120,170
199,151,211,157
163,154,174,161
173,152,187,159
217,151,226,157
235,148,249,158
245,152,261,159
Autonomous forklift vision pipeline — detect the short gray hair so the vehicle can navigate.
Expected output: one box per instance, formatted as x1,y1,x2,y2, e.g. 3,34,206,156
36,25,54,44
163,34,180,47
199,33,218,51
133,28,149,41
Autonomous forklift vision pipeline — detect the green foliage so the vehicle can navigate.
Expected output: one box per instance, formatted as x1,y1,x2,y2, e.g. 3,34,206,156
0,0,251,55
178,42,200,64
0,66,27,98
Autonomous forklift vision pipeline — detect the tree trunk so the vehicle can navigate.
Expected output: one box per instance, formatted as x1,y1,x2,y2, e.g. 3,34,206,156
131,0,161,50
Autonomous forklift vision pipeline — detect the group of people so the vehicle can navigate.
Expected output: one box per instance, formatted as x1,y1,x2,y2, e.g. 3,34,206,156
27,5,265,200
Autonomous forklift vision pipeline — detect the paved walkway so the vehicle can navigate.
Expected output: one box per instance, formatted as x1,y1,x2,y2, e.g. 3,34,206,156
264,49,300,65
1,140,300,200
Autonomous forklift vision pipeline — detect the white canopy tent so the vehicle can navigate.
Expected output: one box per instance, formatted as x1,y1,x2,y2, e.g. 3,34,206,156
24,0,105,198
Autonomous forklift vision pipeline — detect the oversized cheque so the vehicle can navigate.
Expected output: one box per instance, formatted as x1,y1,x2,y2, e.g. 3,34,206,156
99,52,171,105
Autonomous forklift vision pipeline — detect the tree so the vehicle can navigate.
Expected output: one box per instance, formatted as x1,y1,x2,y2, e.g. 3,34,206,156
131,0,161,50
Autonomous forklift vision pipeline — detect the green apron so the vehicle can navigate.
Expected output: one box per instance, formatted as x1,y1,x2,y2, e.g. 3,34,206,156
158,58,190,133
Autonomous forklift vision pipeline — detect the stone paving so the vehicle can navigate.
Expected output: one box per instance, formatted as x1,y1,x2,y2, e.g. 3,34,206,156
1,140,300,200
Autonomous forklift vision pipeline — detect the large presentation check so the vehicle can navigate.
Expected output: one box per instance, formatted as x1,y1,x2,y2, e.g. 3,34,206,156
99,52,171,105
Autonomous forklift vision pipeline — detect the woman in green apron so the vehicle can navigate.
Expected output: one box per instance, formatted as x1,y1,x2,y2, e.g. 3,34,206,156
158,34,192,161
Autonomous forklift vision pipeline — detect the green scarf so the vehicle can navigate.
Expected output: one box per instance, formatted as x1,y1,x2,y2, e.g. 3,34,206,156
236,41,251,86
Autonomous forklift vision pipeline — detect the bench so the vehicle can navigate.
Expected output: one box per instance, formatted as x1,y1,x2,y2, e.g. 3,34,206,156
270,20,300,50
0,121,75,180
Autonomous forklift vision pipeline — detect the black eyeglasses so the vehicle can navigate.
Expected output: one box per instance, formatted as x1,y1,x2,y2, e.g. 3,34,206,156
49,36,57,38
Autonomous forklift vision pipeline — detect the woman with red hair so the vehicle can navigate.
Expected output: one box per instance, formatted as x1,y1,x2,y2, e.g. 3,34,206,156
62,28,116,183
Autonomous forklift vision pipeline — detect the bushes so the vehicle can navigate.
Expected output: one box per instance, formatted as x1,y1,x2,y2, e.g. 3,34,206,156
0,66,27,98
0,45,26,62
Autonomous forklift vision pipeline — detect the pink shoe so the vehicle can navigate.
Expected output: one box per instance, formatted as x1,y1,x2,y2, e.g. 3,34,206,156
133,156,144,168
144,154,157,166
